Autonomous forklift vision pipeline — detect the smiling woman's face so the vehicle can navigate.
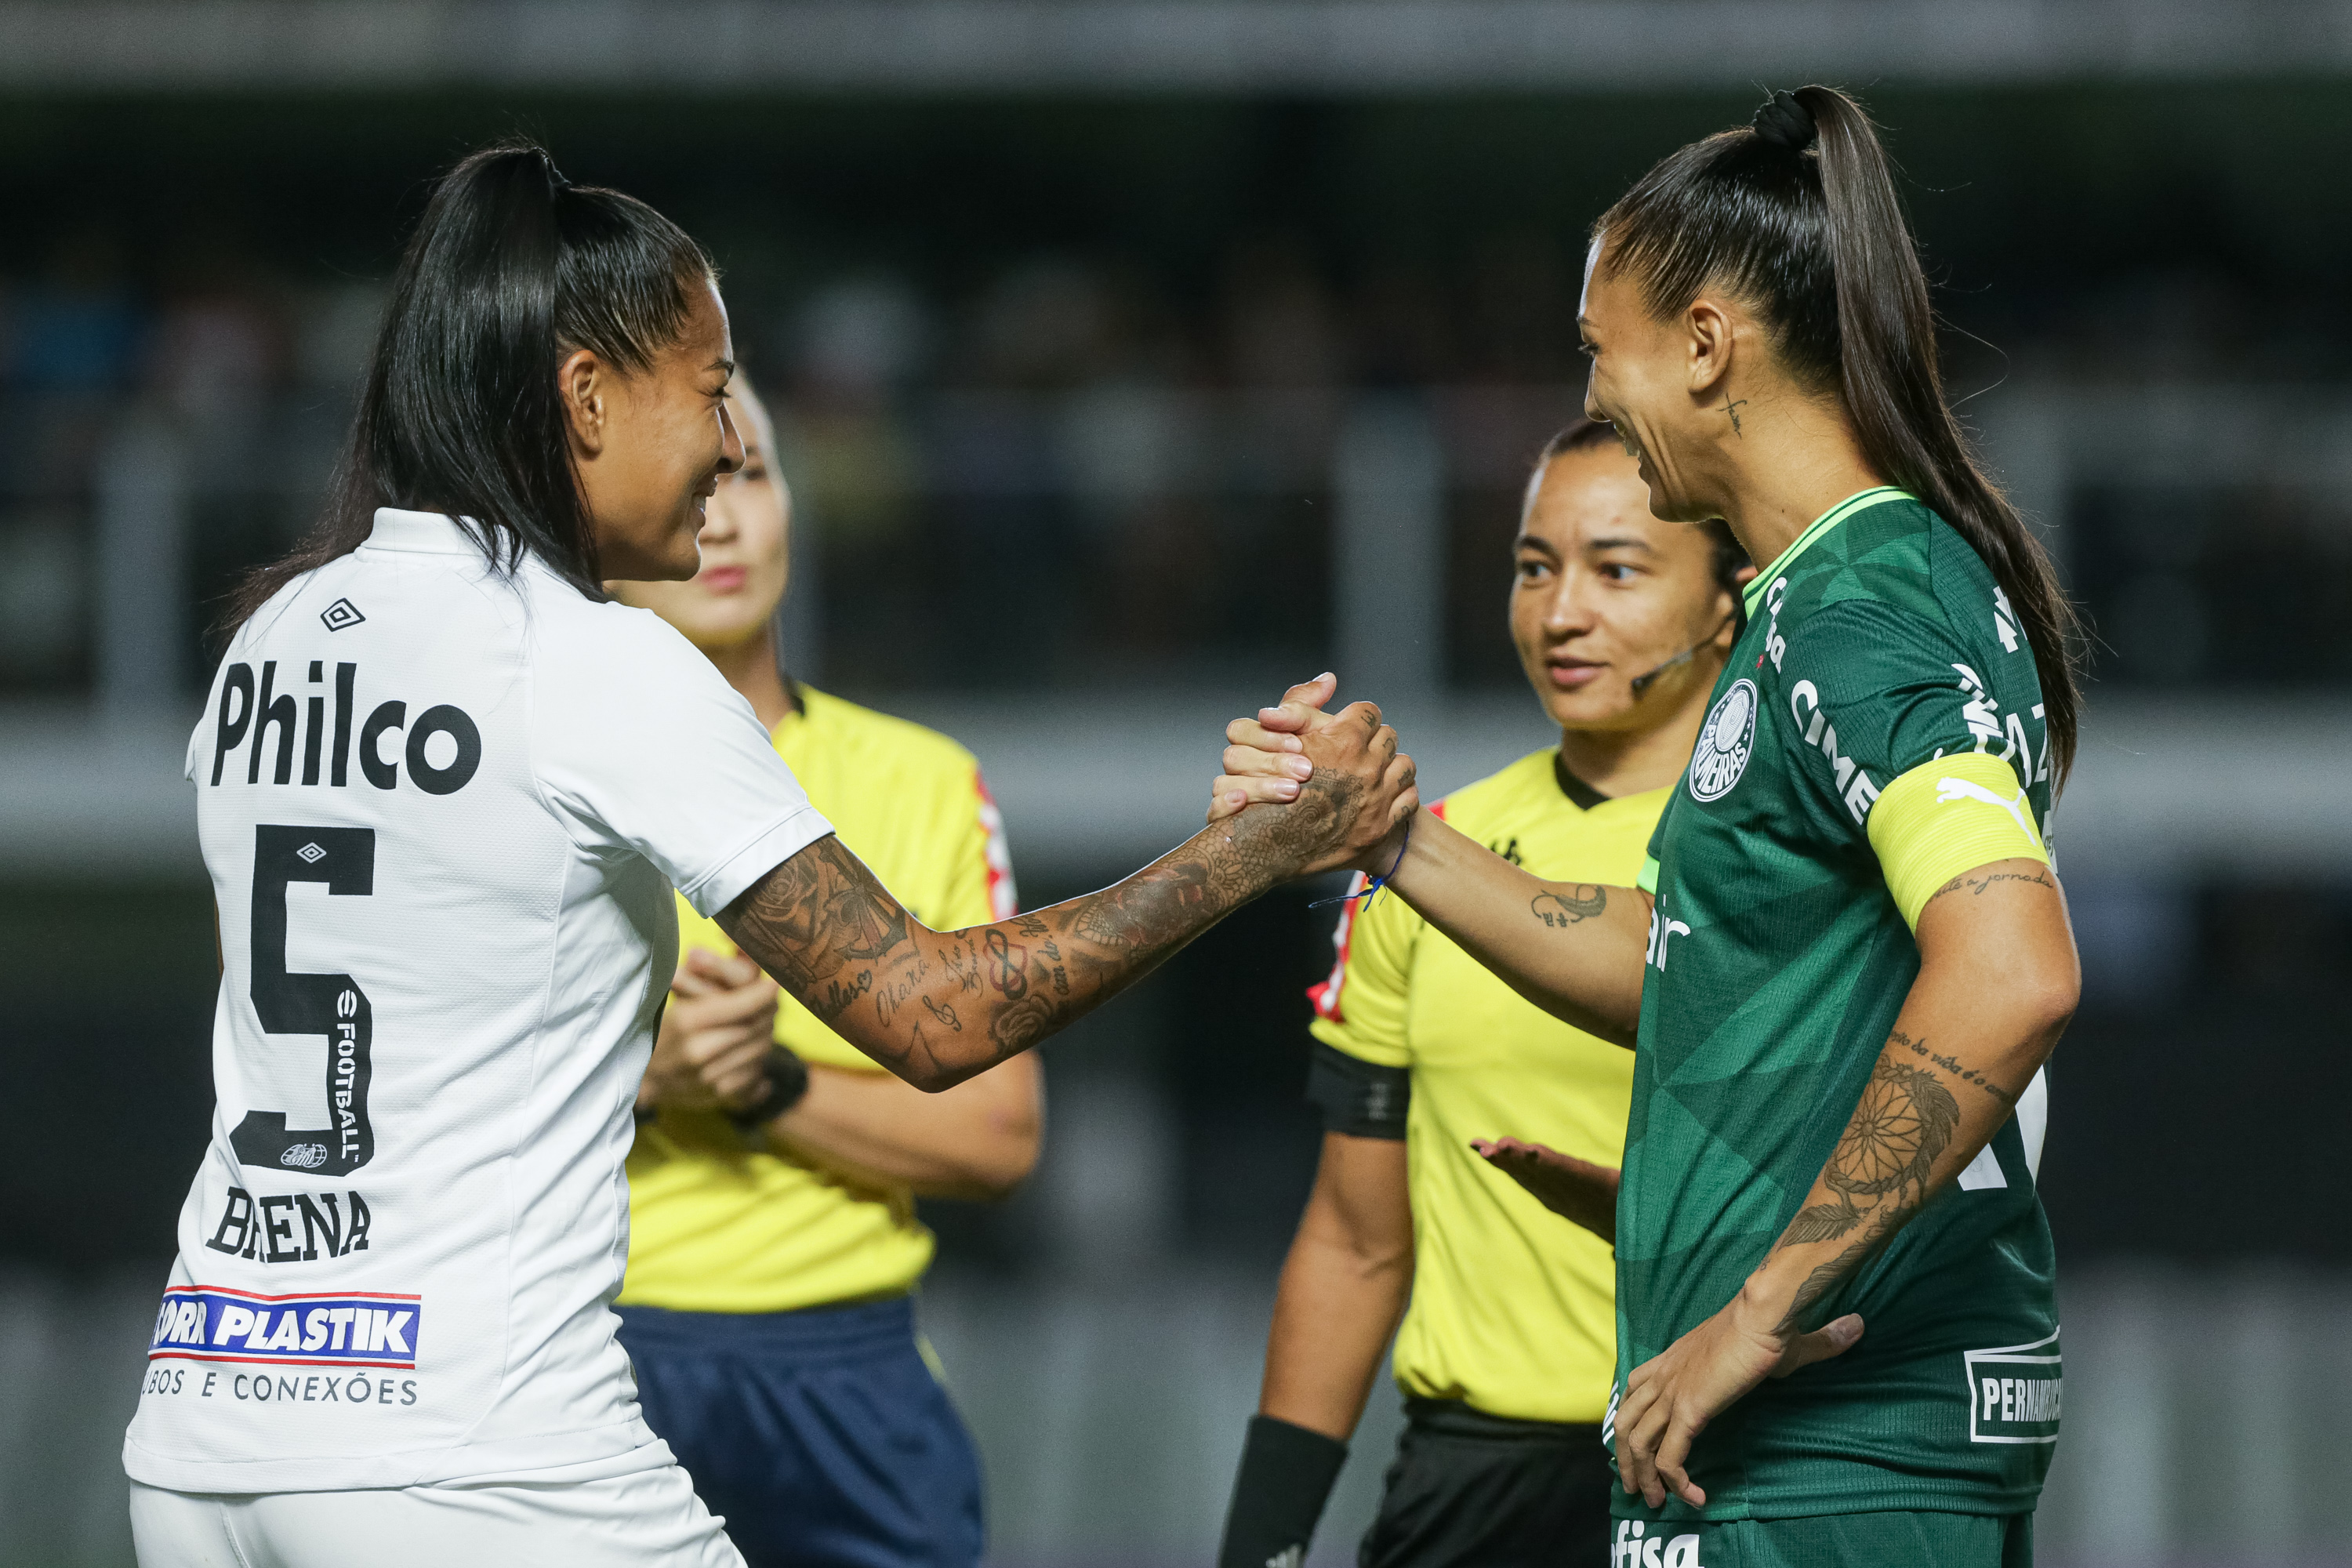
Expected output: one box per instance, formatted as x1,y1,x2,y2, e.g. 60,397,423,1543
609,378,789,651
578,278,745,583
1577,235,1715,527
1510,443,1739,735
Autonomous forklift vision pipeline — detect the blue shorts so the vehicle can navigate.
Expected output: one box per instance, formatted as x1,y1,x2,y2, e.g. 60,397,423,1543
616,1296,984,1568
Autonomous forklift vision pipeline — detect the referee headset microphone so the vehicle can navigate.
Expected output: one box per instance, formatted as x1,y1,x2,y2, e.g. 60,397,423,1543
1626,604,1740,698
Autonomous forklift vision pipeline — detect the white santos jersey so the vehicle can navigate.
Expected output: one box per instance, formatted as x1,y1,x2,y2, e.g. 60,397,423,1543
125,508,834,1494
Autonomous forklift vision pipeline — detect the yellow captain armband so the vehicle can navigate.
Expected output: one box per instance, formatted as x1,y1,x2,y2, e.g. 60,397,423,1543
1637,855,1660,895
1867,751,2050,930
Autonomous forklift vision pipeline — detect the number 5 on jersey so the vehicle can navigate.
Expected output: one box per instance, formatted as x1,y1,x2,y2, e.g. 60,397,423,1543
235,826,376,1178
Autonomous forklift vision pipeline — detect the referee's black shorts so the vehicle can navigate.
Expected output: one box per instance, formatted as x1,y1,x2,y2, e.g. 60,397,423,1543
1359,1397,1613,1568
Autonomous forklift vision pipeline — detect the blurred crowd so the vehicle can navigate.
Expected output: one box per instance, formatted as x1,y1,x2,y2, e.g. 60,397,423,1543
3,226,2347,700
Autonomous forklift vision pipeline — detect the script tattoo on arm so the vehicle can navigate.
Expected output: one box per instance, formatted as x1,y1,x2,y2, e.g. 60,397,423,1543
1922,867,2055,912
1530,884,1608,930
1887,1024,2016,1106
720,756,1378,1091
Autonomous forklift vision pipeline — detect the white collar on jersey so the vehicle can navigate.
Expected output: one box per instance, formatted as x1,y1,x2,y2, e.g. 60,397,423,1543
362,507,482,556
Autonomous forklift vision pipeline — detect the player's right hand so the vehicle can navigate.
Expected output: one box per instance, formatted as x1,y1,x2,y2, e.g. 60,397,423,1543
1210,673,1416,877
638,947,783,1115
1209,672,1367,822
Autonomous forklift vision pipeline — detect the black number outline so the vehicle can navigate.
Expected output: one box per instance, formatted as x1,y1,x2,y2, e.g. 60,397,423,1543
233,826,376,1178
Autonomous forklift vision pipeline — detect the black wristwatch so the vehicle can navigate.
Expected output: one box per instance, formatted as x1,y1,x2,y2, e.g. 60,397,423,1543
726,1047,811,1134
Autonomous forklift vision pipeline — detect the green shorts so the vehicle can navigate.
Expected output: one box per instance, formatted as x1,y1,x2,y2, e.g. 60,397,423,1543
1609,1510,2031,1568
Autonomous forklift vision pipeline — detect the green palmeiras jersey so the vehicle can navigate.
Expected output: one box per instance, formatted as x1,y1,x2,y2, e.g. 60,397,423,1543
1611,488,2062,1526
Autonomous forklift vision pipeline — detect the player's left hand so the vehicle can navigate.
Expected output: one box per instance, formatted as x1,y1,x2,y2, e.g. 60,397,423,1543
1471,1137,1620,1243
1612,1285,1864,1508
639,947,782,1114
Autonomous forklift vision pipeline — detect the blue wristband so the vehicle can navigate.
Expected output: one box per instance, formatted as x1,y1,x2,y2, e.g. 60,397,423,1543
1309,815,1412,911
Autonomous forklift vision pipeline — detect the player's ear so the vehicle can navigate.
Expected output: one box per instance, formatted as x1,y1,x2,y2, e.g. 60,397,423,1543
1685,297,1735,397
558,348,608,458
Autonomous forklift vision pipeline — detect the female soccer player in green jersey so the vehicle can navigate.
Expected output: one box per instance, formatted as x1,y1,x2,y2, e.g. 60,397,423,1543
1215,87,2082,1567
1217,422,1748,1568
608,371,1040,1568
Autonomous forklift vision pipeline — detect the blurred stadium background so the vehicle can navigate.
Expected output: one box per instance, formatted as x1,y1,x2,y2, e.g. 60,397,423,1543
3,2,2350,1564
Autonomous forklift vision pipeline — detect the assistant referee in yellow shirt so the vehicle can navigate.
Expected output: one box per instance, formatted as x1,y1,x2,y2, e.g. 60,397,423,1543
609,373,1041,1568
1217,420,1748,1568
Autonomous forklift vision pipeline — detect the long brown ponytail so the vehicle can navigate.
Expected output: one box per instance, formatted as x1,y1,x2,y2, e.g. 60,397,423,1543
1595,86,2082,789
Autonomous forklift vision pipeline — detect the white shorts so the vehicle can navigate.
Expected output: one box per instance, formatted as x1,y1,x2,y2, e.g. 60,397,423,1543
129,1462,745,1568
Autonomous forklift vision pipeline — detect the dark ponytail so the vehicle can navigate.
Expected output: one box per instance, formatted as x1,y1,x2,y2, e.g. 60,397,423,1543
223,139,713,631
1595,87,2082,789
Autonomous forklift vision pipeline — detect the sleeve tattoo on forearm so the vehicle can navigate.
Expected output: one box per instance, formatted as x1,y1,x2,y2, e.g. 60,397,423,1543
724,768,1374,1087
1769,1014,2033,1331
1773,1047,1959,1332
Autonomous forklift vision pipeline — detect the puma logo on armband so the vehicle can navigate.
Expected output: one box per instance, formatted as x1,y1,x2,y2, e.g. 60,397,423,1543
1935,777,2042,851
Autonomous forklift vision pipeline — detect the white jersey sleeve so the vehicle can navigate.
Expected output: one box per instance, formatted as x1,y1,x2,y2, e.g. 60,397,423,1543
528,600,832,918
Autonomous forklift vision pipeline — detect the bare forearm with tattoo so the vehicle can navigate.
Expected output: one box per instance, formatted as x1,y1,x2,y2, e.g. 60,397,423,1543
720,734,1406,1091
1381,807,1651,1045
1737,857,2077,1334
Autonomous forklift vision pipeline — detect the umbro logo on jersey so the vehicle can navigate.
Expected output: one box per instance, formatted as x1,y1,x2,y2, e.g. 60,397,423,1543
296,842,326,865
319,598,365,632
1687,679,1756,801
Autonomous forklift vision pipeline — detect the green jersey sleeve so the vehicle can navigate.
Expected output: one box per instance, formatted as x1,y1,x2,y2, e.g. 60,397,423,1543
1776,597,2045,840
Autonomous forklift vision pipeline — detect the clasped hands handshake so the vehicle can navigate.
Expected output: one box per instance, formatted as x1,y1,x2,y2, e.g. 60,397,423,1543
1220,673,1864,1515
1213,672,1621,1224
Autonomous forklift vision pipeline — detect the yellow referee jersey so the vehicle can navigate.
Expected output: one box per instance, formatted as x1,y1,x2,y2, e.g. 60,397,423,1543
1308,748,1661,1424
620,684,1016,1314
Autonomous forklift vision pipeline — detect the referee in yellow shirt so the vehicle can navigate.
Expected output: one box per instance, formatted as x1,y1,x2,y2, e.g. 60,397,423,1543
1218,420,1748,1568
610,372,1041,1568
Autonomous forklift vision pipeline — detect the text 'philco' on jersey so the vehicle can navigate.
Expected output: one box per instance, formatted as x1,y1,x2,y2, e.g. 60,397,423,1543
210,659,481,796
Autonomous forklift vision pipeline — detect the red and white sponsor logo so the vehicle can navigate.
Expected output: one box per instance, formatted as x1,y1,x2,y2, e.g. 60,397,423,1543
976,771,1018,920
1308,801,1446,1022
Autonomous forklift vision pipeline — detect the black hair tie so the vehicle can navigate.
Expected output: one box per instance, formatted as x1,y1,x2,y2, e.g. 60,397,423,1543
1752,89,1818,151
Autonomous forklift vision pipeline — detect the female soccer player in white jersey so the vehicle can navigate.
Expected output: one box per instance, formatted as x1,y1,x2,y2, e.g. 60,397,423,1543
612,369,1039,1568
125,141,1413,1567
1215,88,2082,1568
1217,422,1748,1568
